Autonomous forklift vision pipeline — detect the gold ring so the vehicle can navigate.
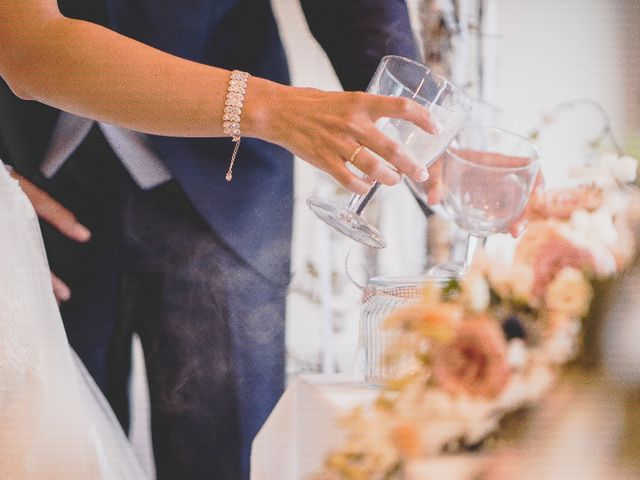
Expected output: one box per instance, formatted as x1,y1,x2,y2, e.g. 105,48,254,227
348,145,364,164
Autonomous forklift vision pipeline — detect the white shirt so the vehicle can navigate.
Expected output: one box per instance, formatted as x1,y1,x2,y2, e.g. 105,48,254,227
40,113,172,190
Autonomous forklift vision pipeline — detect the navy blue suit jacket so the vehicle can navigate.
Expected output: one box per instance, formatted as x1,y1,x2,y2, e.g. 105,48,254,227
0,0,418,285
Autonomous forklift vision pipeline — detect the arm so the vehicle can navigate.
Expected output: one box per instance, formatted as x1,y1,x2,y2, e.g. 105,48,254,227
0,1,252,138
300,0,420,92
0,0,437,194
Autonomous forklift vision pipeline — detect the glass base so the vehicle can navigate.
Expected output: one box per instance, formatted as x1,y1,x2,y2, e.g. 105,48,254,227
426,263,466,278
307,196,387,248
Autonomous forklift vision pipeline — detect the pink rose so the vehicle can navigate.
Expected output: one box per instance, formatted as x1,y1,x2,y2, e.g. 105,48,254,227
432,317,510,399
532,233,594,297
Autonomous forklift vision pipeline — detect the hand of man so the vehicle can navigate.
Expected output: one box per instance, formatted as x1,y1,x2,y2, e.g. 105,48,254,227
9,169,91,303
419,149,544,238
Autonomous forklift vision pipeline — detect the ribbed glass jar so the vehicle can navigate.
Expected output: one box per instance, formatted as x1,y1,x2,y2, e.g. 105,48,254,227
360,276,434,385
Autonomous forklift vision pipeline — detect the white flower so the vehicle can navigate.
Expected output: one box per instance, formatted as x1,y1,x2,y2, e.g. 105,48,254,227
567,209,618,247
544,267,593,317
560,210,619,276
569,165,616,189
460,272,490,312
488,263,534,303
540,320,581,365
570,154,638,187
603,154,638,183
506,339,529,371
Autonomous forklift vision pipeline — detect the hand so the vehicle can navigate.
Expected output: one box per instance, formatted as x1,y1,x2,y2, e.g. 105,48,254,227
10,170,91,303
246,82,440,195
419,149,545,238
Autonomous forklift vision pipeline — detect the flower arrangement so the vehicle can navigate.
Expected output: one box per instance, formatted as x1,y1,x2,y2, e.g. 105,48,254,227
311,152,640,480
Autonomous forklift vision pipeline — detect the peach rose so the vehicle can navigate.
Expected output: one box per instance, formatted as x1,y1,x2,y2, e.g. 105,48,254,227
432,317,510,399
532,234,594,298
514,221,560,265
391,422,423,458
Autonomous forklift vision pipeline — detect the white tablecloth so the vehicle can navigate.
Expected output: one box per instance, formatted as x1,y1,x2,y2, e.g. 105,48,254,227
250,375,487,480
250,374,379,480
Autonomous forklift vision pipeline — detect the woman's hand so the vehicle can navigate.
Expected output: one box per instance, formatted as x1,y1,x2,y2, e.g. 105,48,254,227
245,81,440,195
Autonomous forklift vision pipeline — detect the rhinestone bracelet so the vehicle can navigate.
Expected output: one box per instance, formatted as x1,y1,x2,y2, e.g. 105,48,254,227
223,70,251,182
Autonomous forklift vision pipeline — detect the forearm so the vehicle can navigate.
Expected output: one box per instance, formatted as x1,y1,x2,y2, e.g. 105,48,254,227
0,11,276,138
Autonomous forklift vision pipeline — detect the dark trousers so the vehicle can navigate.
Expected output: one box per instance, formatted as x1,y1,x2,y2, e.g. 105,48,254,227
41,127,287,479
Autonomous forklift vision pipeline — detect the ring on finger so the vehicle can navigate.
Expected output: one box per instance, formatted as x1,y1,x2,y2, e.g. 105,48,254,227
348,145,365,164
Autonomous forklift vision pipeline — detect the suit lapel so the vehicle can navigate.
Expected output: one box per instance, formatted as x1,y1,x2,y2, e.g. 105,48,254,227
0,0,110,174
0,82,59,174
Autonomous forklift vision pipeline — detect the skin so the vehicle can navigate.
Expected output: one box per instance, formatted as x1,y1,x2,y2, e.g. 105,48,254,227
0,0,439,301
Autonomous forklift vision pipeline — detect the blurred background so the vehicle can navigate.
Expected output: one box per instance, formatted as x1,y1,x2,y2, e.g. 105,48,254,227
277,0,640,375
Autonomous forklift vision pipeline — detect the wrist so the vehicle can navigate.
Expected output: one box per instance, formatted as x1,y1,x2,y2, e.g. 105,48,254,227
242,77,290,144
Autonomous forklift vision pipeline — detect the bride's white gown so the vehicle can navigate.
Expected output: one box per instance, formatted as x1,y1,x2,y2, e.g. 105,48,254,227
0,164,146,479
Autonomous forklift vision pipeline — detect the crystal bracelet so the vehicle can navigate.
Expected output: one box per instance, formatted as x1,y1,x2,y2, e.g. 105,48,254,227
223,70,251,182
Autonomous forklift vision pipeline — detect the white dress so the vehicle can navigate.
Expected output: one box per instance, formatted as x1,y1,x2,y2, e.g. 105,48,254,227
0,163,146,479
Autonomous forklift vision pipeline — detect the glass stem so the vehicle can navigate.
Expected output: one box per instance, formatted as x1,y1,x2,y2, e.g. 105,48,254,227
347,182,381,215
463,234,487,271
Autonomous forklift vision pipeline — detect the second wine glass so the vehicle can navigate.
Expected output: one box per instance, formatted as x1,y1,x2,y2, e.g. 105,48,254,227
410,126,541,276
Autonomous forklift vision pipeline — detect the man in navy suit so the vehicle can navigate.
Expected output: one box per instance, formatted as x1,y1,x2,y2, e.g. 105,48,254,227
0,1,419,478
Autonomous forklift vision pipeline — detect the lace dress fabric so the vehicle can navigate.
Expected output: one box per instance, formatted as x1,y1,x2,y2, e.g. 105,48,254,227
0,164,145,479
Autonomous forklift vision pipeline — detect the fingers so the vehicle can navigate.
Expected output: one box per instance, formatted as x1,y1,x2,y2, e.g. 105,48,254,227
348,146,402,186
368,95,441,135
420,154,444,204
359,125,430,183
533,169,545,194
508,170,543,238
14,172,91,242
324,160,373,195
51,271,71,304
509,216,528,238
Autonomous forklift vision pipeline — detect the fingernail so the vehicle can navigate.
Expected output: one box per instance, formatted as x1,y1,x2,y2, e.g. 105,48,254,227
74,224,91,242
59,287,71,302
363,175,375,185
418,169,430,182
513,221,527,238
431,117,443,134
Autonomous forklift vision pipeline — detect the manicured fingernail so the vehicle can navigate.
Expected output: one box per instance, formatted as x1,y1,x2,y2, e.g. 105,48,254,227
431,117,443,134
59,286,71,302
513,222,527,238
418,169,430,182
74,224,91,242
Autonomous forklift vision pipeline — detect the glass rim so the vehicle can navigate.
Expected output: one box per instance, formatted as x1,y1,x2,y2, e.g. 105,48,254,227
379,55,472,115
445,126,541,172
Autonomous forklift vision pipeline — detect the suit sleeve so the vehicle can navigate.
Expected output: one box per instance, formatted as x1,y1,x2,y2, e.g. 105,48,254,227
299,0,420,92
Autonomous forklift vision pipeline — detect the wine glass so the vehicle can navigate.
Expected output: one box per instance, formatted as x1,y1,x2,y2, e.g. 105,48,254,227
409,126,541,276
307,55,472,248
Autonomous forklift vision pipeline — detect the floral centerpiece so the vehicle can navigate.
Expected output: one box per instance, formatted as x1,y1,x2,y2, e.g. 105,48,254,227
311,153,640,480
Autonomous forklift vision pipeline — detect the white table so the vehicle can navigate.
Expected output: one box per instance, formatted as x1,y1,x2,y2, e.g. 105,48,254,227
250,375,379,480
250,375,486,480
